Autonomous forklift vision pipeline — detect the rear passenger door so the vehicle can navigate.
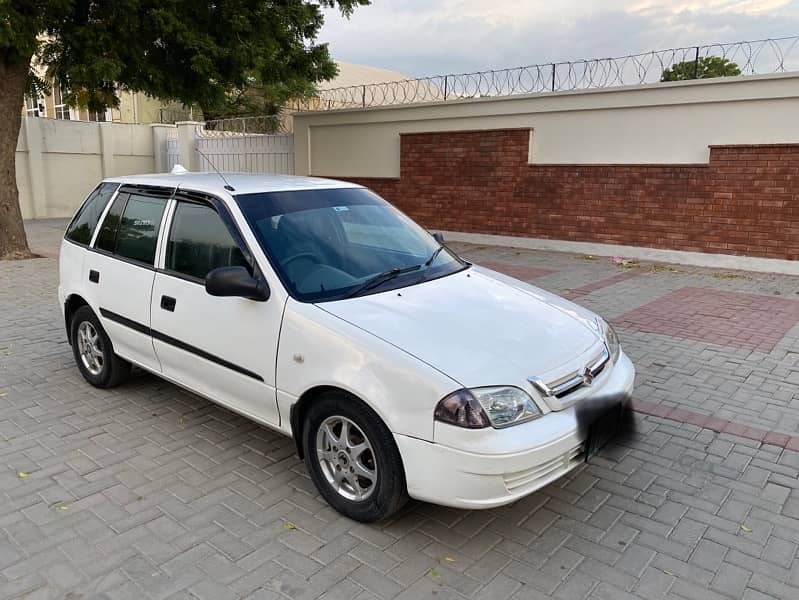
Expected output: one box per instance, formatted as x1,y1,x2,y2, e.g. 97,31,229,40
150,192,282,426
85,185,172,371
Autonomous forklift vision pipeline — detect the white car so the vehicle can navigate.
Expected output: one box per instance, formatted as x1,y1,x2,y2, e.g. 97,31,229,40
58,173,635,521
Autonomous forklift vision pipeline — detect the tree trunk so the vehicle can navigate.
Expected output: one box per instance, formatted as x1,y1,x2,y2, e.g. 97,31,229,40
0,58,34,260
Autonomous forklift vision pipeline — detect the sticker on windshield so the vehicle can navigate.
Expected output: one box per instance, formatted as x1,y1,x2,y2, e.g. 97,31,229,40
333,206,350,212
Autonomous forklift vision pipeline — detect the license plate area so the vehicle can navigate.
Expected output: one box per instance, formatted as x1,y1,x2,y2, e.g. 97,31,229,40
585,402,623,460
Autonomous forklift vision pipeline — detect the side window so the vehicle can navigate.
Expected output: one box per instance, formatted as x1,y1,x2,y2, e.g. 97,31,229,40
65,183,119,245
114,194,168,265
94,192,129,253
165,202,249,281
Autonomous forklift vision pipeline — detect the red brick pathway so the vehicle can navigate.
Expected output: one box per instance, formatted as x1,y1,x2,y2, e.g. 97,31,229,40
633,399,799,451
615,287,799,352
563,270,642,300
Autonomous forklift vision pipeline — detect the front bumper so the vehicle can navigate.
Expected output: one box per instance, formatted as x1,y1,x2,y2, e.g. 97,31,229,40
396,352,635,509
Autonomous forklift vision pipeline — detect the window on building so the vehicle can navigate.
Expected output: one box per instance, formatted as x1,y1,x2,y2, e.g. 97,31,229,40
88,109,112,122
52,82,71,120
24,95,45,117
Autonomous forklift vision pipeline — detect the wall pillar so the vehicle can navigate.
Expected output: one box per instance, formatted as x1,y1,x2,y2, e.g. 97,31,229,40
98,122,114,178
150,124,175,172
22,117,48,219
175,121,203,172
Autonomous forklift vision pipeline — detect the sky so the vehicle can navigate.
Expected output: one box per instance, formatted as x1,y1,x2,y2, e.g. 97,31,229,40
319,0,799,78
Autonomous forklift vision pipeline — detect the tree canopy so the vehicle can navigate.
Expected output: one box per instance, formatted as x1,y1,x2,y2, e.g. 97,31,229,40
661,55,742,82
0,0,369,258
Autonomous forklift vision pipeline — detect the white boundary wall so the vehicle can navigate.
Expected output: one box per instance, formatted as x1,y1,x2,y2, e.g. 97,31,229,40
293,73,799,177
16,118,157,219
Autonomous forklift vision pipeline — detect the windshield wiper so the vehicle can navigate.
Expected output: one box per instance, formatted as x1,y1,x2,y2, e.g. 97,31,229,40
345,264,422,298
424,245,445,267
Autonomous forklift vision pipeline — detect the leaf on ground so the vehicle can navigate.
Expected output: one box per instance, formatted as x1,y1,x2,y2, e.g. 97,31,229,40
49,501,69,512
429,569,439,578
17,471,28,479
649,264,685,274
662,569,673,576
444,556,455,563
283,521,296,530
0,391,7,397
740,524,752,533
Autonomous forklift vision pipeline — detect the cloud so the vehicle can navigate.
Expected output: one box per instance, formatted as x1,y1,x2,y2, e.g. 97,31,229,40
320,0,799,78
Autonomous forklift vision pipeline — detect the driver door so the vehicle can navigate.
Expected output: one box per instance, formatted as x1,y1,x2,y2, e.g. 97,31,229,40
150,192,283,426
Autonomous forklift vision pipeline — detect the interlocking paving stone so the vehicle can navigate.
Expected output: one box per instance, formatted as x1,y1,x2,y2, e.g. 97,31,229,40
476,260,555,281
1,221,799,598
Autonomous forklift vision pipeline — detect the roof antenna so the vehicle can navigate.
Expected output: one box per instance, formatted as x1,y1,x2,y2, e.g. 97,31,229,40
195,147,236,192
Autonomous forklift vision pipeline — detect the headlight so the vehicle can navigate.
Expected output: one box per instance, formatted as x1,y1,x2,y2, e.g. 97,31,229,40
435,386,542,429
597,317,621,364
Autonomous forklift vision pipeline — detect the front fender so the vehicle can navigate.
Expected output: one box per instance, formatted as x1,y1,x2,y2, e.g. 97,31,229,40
276,298,460,441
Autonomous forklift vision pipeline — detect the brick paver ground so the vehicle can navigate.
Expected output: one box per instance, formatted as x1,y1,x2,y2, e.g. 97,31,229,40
1,221,799,599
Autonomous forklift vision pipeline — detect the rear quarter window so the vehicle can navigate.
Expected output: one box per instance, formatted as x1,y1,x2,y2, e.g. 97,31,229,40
64,182,120,245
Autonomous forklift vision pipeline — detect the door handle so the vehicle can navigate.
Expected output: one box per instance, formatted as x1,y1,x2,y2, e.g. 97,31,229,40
160,295,176,312
89,270,100,283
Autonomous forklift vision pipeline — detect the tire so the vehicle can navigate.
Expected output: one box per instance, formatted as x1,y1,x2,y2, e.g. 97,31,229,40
70,305,131,388
302,391,409,522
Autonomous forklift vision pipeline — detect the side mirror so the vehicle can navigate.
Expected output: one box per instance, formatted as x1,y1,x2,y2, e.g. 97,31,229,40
432,232,444,244
206,266,270,301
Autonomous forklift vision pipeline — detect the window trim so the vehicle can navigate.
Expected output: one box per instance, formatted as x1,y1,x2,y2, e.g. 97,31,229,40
157,191,257,286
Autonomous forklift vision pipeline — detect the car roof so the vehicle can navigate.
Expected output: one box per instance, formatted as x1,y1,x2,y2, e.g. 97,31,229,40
101,172,363,196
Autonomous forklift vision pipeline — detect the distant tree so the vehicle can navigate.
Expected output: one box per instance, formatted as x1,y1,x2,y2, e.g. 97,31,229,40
661,56,742,82
0,0,368,259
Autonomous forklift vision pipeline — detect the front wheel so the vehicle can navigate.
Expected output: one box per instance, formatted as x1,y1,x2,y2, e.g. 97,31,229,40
302,392,408,522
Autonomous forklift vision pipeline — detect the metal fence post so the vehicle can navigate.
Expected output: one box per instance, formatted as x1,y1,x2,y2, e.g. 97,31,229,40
693,46,700,79
443,76,449,101
362,85,366,108
551,64,556,92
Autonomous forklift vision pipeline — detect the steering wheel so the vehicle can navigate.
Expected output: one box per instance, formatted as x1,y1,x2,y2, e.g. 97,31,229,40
282,252,320,268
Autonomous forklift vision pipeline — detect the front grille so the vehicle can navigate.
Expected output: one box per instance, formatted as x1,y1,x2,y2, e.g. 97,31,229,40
503,443,585,492
548,347,610,399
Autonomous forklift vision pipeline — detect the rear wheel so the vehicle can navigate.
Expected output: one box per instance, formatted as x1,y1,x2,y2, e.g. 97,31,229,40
70,306,131,388
302,391,408,522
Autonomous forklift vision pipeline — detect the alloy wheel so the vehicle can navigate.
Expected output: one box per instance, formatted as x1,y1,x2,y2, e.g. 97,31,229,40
316,415,377,501
77,321,104,376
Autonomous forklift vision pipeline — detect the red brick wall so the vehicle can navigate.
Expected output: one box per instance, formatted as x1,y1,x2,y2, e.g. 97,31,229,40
334,128,799,260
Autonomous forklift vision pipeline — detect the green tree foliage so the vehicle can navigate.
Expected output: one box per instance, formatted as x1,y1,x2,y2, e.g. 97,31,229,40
0,0,369,258
661,55,742,82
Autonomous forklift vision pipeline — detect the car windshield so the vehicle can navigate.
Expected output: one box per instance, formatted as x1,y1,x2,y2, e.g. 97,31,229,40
235,187,466,302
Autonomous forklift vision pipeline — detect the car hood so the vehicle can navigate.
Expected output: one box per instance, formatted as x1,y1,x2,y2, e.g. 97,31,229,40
318,266,604,407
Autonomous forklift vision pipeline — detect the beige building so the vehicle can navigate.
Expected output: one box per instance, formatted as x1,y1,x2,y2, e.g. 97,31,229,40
22,61,414,126
23,77,189,124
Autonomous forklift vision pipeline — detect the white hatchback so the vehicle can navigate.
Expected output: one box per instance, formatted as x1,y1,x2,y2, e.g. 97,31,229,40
58,173,635,521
